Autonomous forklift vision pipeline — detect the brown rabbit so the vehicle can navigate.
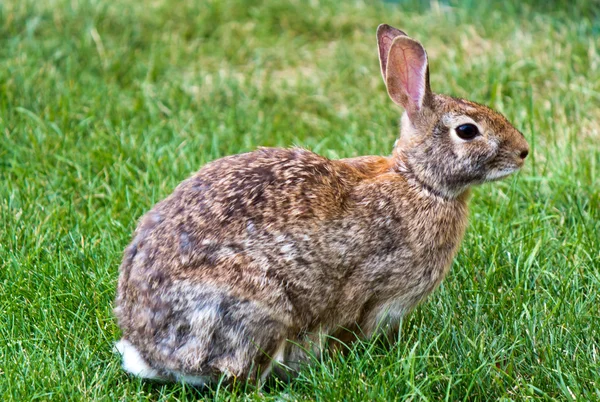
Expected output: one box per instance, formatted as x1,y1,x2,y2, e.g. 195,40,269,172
114,24,529,385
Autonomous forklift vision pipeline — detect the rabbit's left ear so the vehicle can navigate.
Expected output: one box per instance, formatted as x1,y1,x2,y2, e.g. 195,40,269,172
385,36,433,118
377,24,407,82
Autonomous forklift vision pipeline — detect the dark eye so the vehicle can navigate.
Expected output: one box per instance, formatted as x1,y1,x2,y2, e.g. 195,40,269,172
455,123,480,140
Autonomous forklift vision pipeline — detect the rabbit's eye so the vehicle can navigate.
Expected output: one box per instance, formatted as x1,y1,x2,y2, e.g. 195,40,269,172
455,124,480,140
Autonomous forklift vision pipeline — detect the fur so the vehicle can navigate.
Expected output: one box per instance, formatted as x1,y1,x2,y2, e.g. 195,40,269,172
114,24,529,384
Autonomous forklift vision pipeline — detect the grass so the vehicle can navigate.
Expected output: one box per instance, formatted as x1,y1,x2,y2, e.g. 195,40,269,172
0,0,599,400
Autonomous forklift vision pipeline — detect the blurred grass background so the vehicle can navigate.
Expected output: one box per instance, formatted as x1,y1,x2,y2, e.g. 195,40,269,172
0,0,598,400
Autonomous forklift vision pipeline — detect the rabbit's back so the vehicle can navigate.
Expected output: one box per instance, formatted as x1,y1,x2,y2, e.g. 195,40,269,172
117,147,362,300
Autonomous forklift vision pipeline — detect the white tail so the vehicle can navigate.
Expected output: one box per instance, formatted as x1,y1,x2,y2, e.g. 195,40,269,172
115,339,163,380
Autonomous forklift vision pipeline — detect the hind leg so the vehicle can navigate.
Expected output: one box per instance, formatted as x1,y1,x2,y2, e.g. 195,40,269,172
200,301,289,383
118,280,293,384
165,288,290,383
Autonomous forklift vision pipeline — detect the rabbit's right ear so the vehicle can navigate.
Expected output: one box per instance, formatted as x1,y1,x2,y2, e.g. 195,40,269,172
385,36,433,118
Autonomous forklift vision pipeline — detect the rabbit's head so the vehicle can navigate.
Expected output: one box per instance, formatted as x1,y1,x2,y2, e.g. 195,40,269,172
377,24,529,199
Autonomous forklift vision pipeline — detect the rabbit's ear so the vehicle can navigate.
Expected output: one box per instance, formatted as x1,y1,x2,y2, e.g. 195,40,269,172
385,36,433,117
377,24,407,82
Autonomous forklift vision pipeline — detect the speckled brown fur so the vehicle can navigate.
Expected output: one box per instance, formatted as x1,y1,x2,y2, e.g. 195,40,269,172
114,24,529,384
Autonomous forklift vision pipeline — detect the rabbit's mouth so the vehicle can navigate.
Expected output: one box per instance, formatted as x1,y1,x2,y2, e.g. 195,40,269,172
484,166,520,181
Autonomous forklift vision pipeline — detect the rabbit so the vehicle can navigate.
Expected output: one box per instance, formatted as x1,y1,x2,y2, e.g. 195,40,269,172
114,24,529,385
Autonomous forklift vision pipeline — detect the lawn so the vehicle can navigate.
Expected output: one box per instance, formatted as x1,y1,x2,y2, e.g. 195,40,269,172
1,0,599,400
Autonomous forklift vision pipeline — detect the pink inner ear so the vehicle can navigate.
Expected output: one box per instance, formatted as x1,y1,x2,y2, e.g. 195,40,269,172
401,49,427,107
387,38,428,110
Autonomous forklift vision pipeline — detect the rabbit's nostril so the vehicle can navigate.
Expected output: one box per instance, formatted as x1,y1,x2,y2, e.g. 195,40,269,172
519,150,529,159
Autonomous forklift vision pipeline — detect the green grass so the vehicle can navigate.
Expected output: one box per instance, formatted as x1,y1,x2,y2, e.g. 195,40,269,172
1,0,599,400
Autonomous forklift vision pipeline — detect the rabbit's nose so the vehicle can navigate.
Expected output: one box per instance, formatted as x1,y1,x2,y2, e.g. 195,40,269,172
519,149,529,159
